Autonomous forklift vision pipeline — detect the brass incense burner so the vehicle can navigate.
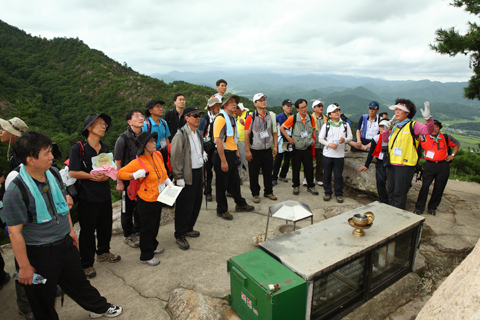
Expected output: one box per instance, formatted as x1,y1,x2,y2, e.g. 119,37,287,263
348,212,375,237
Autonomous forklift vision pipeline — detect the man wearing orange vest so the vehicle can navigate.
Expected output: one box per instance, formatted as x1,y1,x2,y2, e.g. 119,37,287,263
414,119,459,215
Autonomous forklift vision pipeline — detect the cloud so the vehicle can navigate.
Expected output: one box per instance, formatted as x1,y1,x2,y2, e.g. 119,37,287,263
0,0,476,82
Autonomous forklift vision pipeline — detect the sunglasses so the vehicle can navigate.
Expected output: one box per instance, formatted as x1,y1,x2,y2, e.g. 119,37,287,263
188,114,202,118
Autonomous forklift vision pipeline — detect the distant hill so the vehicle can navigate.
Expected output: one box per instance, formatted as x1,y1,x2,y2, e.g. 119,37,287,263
0,20,254,167
152,71,480,122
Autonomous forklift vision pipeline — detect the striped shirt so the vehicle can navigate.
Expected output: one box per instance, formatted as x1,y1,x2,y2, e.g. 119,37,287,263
1,168,71,246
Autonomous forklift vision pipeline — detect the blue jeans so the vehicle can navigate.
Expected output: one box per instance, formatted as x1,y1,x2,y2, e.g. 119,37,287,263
323,156,344,197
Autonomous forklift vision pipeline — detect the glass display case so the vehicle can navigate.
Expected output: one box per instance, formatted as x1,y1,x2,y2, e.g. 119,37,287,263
259,202,424,320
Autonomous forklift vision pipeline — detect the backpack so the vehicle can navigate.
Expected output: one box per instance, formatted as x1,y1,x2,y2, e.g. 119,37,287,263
145,118,168,135
63,140,87,202
11,167,63,223
322,120,348,140
126,152,162,201
119,132,132,167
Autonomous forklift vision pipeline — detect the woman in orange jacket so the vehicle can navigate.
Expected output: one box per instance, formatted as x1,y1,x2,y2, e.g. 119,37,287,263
117,132,172,266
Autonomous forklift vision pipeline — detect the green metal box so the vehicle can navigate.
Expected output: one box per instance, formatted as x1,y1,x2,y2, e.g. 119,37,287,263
227,249,307,320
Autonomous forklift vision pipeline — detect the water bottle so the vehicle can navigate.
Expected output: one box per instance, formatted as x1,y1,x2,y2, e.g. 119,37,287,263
12,271,47,284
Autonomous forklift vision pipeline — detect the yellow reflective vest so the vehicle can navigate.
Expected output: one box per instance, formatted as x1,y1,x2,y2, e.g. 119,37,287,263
388,121,419,166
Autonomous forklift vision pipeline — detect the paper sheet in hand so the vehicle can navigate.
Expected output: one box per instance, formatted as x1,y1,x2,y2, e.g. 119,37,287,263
157,185,183,206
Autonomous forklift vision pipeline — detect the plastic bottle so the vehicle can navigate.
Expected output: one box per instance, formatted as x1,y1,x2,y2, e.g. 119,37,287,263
12,271,47,284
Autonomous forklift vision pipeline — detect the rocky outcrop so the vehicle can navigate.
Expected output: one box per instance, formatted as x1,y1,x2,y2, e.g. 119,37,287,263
416,238,480,320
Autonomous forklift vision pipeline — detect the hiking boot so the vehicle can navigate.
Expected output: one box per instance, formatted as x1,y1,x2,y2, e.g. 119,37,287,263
124,234,140,248
264,194,277,200
336,196,344,203
226,191,233,197
154,246,165,254
235,204,255,212
89,304,123,318
253,195,260,203
186,230,200,238
206,194,213,202
272,180,277,186
84,267,96,279
307,187,319,195
217,212,233,220
97,252,121,263
293,187,299,195
303,177,308,186
323,195,331,201
140,257,160,266
428,209,436,216
176,236,190,250
279,177,288,183
413,209,422,215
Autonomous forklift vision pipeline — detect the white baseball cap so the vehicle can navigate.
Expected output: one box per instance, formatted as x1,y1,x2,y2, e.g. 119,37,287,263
326,104,340,114
253,93,267,103
312,100,324,108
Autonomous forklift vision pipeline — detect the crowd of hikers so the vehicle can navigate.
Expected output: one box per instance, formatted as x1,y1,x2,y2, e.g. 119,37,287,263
0,78,460,319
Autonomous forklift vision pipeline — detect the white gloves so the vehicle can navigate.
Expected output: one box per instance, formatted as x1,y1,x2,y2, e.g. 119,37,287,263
133,169,146,180
165,178,174,188
421,101,431,120
176,179,185,187
386,115,397,130
203,151,208,162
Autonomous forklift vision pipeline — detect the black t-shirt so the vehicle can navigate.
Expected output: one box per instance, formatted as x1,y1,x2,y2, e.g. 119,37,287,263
164,109,186,141
68,140,111,203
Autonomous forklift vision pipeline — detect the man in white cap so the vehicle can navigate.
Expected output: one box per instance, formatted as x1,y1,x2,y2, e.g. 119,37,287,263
235,103,250,183
382,99,434,209
244,93,278,203
0,117,29,170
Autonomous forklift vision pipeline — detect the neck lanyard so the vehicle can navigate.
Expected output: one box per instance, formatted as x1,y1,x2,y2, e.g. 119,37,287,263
145,153,162,180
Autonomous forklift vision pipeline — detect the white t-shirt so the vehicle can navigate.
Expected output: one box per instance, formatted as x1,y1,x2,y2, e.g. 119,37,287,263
318,122,353,158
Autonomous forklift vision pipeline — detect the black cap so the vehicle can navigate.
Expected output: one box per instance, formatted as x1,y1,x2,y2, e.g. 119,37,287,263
433,119,443,129
135,131,158,157
184,105,202,117
145,99,165,117
282,99,293,106
81,113,112,137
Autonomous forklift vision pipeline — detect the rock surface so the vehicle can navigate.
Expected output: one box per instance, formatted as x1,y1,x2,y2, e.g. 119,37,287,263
416,237,480,320
169,288,229,320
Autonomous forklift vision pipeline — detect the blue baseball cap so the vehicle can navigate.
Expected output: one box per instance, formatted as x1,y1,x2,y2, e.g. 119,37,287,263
369,101,379,109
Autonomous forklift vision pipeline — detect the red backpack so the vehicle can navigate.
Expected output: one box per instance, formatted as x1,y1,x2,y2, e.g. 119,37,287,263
126,152,163,201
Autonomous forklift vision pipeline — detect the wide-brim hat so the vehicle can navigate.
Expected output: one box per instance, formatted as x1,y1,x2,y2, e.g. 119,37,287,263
135,131,158,157
82,113,112,137
221,93,240,108
145,99,165,117
205,97,221,110
0,117,28,137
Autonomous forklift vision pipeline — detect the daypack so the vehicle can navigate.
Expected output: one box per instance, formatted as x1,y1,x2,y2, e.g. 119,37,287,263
11,167,63,223
126,152,162,201
62,140,87,202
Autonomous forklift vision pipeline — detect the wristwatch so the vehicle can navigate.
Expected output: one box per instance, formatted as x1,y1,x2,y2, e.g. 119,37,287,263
452,153,455,157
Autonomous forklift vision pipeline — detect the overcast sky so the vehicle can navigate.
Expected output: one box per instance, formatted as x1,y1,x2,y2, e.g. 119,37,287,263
1,0,476,82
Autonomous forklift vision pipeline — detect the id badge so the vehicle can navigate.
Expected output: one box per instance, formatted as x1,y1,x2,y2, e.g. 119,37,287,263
259,131,269,139
378,152,384,160
160,139,167,149
426,151,435,159
197,154,204,165
393,147,402,157
158,183,166,194
301,131,308,138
